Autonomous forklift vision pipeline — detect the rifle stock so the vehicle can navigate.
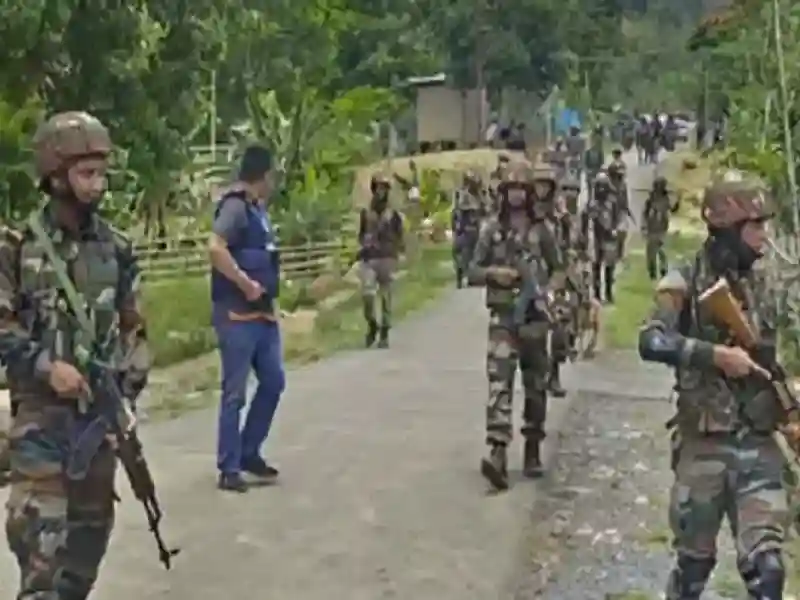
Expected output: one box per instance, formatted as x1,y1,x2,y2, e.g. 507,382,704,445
698,278,800,456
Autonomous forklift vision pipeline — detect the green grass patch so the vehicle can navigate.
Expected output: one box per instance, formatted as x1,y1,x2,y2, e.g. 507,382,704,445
144,243,453,420
603,232,704,350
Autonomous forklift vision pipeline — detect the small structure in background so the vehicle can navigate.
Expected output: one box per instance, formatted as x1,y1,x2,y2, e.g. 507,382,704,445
405,73,488,154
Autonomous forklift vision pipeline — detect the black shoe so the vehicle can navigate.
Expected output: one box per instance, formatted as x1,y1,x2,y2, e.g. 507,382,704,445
377,327,389,349
241,456,279,481
365,321,378,348
480,445,509,491
522,439,544,478
218,472,248,493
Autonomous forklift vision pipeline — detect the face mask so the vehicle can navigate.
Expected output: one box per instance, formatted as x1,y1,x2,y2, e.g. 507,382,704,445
708,226,761,274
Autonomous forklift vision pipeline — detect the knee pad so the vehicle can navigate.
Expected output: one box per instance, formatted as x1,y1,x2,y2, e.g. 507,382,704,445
667,554,716,599
745,550,784,599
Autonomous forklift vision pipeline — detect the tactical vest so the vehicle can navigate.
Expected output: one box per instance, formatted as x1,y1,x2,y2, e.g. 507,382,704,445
361,207,401,260
211,191,280,318
645,193,670,234
675,254,782,434
14,215,123,402
482,219,550,311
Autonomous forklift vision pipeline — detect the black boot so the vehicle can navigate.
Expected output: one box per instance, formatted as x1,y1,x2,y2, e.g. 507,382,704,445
548,361,566,398
365,320,378,348
604,265,615,304
522,438,544,478
377,326,389,349
455,266,463,288
592,263,602,301
480,444,509,491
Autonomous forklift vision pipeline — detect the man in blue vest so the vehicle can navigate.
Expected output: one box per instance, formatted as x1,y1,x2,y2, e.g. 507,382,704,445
208,145,285,493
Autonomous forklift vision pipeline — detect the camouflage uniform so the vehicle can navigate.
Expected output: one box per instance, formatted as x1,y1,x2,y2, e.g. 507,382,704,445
607,153,631,260
642,175,678,280
565,126,585,181
639,180,788,599
468,161,562,490
0,112,150,599
547,173,581,397
358,173,404,348
582,172,621,303
488,155,510,215
584,142,605,203
452,171,487,288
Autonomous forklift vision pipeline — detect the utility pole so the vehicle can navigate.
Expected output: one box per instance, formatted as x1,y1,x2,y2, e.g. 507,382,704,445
474,0,488,143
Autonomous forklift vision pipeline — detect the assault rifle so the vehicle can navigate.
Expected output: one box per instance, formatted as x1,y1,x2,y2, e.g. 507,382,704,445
513,257,552,328
698,278,800,457
67,352,180,570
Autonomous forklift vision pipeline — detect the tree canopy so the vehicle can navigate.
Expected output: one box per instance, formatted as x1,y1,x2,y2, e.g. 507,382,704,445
0,0,702,238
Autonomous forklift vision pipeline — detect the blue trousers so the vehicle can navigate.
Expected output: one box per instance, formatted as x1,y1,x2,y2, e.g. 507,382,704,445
214,319,285,475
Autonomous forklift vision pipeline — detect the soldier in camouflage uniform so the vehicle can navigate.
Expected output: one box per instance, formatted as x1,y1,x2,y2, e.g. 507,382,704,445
584,135,605,203
488,154,510,214
642,175,679,280
452,171,487,288
468,161,562,490
0,112,150,598
639,179,788,600
358,173,405,348
607,148,633,260
582,172,621,303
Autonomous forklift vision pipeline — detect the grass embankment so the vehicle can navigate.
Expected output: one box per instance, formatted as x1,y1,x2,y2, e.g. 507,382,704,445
602,232,704,350
142,242,454,419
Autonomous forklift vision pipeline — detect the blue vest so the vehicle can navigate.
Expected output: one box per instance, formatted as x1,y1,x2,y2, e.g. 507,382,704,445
211,191,280,316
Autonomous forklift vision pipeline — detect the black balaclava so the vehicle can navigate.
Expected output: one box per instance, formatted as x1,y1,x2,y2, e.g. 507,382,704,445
707,223,762,275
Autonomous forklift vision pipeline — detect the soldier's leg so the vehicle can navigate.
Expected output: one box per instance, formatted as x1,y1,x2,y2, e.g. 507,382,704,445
63,445,117,599
481,313,518,491
6,429,115,599
645,238,658,280
452,242,462,287
375,259,395,348
604,261,616,304
730,437,789,599
548,325,569,398
358,261,379,347
519,331,550,478
657,239,668,277
665,437,728,600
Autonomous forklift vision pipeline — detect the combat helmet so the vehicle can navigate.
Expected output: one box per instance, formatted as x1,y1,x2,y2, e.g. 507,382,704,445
701,179,774,229
370,172,391,193
33,111,112,178
498,160,534,192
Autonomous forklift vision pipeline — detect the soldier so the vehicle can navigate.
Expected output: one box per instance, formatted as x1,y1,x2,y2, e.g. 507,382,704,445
642,175,679,280
468,161,562,490
0,112,150,598
638,179,787,600
358,173,404,349
584,134,605,203
607,150,633,260
488,154,511,211
452,171,486,288
565,125,585,181
582,172,621,303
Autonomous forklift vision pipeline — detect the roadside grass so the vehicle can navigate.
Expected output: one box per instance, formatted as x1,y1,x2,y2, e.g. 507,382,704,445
602,232,704,350
144,243,454,420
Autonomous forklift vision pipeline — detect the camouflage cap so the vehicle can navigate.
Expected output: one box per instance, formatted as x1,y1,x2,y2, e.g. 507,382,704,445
33,111,112,178
701,180,774,228
561,177,581,191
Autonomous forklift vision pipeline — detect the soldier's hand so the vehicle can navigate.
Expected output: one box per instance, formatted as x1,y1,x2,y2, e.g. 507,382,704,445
49,360,89,398
713,345,771,379
240,277,264,302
